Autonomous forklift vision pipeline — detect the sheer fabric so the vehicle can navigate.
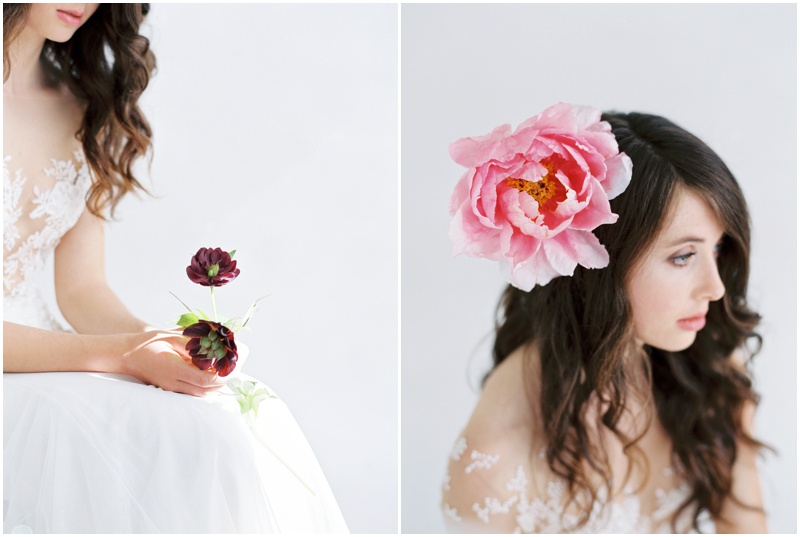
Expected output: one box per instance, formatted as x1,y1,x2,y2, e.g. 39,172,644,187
3,150,348,533
442,434,704,534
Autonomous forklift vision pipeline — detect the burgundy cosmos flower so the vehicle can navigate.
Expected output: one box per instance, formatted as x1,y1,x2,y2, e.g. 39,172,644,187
183,320,238,377
186,247,240,287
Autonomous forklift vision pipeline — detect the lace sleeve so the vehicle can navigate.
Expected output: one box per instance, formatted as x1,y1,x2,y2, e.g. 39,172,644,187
441,435,702,534
441,436,533,533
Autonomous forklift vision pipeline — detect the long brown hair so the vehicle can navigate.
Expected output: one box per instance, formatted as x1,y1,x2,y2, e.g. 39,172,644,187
3,3,155,218
492,112,765,531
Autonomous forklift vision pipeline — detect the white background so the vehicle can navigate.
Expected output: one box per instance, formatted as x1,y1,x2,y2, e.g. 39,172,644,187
401,4,796,533
40,4,398,533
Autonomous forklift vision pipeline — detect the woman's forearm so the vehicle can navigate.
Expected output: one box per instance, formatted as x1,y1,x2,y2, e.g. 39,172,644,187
3,321,125,373
4,323,225,397
57,284,152,335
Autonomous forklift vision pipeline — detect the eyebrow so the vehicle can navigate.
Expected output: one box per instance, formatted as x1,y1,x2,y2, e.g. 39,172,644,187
663,236,705,248
662,235,723,249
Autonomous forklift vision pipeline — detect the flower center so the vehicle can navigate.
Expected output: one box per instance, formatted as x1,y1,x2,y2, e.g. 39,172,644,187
207,264,220,278
506,160,567,213
199,329,227,359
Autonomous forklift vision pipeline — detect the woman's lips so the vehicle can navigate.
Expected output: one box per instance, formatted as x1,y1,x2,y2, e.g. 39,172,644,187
56,9,84,27
677,314,706,331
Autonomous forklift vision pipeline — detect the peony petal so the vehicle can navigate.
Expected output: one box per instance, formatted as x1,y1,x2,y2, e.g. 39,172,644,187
568,179,619,231
478,161,520,226
549,229,610,270
450,205,505,260
449,123,512,168
502,239,562,291
517,102,601,134
580,126,619,160
568,104,603,131
466,163,502,229
562,139,607,189
506,230,540,269
601,153,633,200
449,170,472,216
542,235,579,277
498,188,548,240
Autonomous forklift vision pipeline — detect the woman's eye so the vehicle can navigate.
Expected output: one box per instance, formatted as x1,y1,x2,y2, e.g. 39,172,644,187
671,252,696,266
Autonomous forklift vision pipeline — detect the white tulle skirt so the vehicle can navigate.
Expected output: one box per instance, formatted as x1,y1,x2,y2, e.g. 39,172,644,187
3,370,348,533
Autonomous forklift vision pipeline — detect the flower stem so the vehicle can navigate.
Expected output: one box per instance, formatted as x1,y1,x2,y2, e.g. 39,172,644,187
248,423,317,496
210,287,218,322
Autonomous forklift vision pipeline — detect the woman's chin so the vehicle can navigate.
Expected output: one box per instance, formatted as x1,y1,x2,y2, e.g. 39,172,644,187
648,332,698,353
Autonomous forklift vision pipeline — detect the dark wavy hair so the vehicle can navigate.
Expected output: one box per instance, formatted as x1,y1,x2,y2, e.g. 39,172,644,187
491,112,765,531
3,3,155,218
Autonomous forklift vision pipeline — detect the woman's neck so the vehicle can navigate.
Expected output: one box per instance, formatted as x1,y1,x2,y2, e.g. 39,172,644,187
4,27,47,96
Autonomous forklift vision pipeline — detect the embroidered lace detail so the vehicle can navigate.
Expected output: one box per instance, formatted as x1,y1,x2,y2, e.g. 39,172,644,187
443,503,461,522
450,436,467,460
473,495,517,524
465,449,500,474
442,436,696,533
3,150,91,298
4,157,26,251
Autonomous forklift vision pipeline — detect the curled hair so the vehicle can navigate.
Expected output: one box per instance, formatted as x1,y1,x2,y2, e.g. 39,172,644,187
3,4,155,218
492,112,766,530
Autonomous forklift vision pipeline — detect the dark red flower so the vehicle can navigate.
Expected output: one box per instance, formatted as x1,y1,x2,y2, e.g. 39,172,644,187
183,320,238,377
186,247,240,287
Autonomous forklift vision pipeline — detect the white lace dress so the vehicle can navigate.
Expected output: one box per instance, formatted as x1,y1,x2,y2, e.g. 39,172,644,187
441,433,714,534
3,151,349,533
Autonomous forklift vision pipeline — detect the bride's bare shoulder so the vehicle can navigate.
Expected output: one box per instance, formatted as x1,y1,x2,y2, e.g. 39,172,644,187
441,344,548,532
465,344,543,444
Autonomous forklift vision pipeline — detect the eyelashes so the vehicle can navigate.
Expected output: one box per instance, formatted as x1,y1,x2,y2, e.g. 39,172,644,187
670,240,724,267
671,251,696,267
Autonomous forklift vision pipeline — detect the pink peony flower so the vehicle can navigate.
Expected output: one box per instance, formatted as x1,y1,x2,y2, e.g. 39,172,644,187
449,102,632,291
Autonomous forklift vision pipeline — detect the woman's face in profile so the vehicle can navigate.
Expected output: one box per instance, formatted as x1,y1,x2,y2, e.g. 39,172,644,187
26,3,100,43
626,187,726,352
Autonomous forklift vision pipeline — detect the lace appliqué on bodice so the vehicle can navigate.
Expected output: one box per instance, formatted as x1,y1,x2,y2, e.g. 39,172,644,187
3,150,91,298
442,437,696,533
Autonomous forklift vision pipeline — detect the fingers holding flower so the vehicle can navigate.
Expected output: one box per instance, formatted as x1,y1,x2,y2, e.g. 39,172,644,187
119,330,226,397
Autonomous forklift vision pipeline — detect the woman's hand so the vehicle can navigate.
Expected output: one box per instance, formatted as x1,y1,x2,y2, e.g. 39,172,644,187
119,330,227,397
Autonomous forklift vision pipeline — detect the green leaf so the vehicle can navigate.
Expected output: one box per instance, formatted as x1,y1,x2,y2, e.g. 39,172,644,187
251,393,269,407
177,312,200,327
229,249,237,258
241,294,271,328
223,317,245,333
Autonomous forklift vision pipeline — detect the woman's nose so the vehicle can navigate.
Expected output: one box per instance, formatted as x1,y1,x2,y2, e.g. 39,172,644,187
698,253,726,302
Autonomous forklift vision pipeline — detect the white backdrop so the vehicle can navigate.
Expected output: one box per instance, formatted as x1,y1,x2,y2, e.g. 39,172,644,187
38,4,398,533
401,4,796,533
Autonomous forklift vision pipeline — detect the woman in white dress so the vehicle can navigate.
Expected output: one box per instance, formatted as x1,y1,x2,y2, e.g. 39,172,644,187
441,104,768,532
3,4,347,532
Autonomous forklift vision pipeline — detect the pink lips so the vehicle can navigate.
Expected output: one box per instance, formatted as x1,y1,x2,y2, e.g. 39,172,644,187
677,313,706,331
56,9,84,27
